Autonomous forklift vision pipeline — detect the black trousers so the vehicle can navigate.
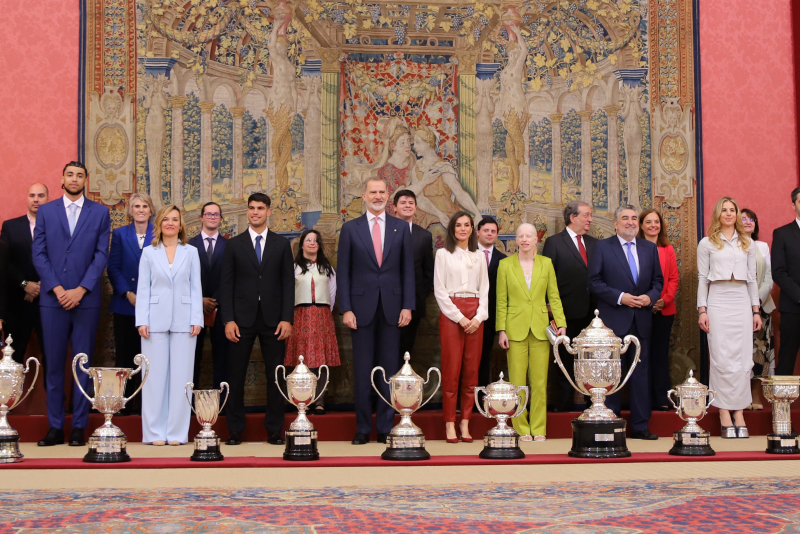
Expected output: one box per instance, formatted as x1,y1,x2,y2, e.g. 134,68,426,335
6,298,45,365
398,313,422,363
351,296,400,435
226,308,286,436
649,312,675,409
478,318,498,387
192,311,229,390
606,321,651,433
113,313,142,411
553,312,595,410
777,311,800,375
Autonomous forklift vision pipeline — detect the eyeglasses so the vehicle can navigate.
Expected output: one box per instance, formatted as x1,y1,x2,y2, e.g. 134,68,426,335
741,217,754,223
202,213,221,219
304,238,319,244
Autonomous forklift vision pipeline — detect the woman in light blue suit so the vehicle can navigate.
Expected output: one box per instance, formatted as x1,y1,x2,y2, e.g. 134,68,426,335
136,205,203,445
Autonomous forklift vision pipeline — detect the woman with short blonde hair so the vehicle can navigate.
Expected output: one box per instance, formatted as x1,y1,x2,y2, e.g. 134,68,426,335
125,193,155,221
151,204,188,246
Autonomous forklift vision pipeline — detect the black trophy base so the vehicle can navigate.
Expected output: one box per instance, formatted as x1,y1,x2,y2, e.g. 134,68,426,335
0,434,23,463
766,434,800,454
191,445,224,462
83,448,131,463
669,431,715,456
381,447,430,461
83,435,130,463
479,434,525,460
283,430,320,461
568,419,631,458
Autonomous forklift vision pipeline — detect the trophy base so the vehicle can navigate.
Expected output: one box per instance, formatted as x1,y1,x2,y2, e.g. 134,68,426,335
381,434,430,461
83,435,130,463
191,436,224,462
283,430,320,461
479,435,525,460
0,434,23,463
669,430,715,456
568,419,631,458
766,434,800,454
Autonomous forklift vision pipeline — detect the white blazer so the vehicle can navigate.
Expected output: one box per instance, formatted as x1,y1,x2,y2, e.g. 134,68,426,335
135,243,203,332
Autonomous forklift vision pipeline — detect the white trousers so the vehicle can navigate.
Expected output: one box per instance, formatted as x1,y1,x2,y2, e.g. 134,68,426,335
141,332,197,443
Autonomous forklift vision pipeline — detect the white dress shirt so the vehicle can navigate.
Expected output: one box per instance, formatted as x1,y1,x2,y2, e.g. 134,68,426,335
248,226,268,248
795,218,800,231
478,243,494,265
433,246,490,324
616,235,640,305
696,233,759,308
64,195,85,224
200,230,219,254
366,211,386,247
27,214,35,239
137,233,146,249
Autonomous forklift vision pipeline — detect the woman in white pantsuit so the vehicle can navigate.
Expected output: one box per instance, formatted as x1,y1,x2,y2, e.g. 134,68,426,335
697,197,762,439
136,205,203,445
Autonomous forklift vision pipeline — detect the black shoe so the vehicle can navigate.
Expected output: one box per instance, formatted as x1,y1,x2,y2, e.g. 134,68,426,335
352,432,370,445
377,433,388,444
226,432,242,445
267,432,285,445
37,428,64,446
69,428,86,446
630,430,658,440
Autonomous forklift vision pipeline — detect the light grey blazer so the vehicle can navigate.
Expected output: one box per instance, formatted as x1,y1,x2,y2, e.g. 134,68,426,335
135,243,203,332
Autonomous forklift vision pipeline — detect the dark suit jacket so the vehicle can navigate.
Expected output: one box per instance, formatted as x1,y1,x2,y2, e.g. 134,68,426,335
32,197,111,309
220,229,294,328
484,246,506,329
410,223,434,318
588,236,663,338
541,229,597,320
337,213,415,323
188,232,227,302
1,215,38,311
107,222,155,315
772,221,800,314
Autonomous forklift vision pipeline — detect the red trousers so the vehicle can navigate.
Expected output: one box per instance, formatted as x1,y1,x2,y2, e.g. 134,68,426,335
440,297,484,422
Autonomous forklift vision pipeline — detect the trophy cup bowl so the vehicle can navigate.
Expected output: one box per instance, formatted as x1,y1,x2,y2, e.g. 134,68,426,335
276,355,329,461
760,376,800,454
474,372,528,459
0,335,40,463
186,382,229,461
667,370,715,456
552,310,640,458
372,352,441,461
72,353,149,463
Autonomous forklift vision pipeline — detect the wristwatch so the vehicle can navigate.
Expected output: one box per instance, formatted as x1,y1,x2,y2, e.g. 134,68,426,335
20,280,28,288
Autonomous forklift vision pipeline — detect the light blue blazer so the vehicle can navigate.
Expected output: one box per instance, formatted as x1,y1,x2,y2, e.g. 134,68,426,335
135,243,204,332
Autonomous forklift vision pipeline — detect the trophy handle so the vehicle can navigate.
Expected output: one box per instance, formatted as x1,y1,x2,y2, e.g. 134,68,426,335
310,366,330,406
71,353,94,404
274,366,291,403
185,383,198,416
219,382,230,413
512,385,530,419
610,335,641,396
370,367,392,408
10,357,41,411
473,386,489,418
552,335,585,395
124,354,149,405
666,389,678,411
705,389,716,414
419,367,442,409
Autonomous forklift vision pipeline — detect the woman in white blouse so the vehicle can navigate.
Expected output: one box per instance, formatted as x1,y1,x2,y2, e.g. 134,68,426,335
433,211,490,443
697,197,762,438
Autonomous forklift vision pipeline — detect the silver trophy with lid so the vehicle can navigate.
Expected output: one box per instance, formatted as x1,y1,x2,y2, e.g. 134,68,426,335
667,370,716,456
474,373,528,459
759,376,800,454
276,355,329,460
0,336,40,463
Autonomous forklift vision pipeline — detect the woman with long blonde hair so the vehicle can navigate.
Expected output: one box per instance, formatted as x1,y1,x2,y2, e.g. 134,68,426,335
697,197,761,439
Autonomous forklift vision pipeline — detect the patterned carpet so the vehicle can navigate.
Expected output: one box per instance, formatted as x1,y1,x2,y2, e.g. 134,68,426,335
4,477,800,533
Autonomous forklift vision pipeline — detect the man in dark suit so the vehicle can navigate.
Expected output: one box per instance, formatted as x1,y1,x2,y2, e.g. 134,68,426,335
1,183,49,364
588,204,663,440
541,200,597,411
393,189,433,360
32,162,111,447
338,178,415,444
220,193,293,445
188,202,229,390
772,187,800,375
476,217,506,386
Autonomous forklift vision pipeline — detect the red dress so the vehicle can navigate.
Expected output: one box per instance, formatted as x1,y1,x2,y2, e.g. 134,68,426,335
285,265,341,368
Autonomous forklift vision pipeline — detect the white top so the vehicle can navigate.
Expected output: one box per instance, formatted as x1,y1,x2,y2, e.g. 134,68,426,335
201,230,219,253
754,240,775,312
697,233,759,308
248,226,268,248
755,240,771,267
63,195,85,224
477,243,494,265
137,233,146,249
433,247,490,324
294,264,336,311
366,211,386,247
796,218,800,231
27,214,35,239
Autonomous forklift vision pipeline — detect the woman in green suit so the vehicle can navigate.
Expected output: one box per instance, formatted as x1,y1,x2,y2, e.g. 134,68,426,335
496,224,566,441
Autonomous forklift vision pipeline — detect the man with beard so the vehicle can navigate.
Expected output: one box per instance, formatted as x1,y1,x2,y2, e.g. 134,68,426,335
32,162,111,447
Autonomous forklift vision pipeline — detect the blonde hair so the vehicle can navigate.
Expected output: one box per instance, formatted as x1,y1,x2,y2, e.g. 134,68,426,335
415,125,437,151
151,205,187,247
126,193,155,220
387,125,410,157
707,196,750,251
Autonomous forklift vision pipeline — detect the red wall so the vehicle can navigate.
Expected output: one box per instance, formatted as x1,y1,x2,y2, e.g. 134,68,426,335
699,0,799,246
0,1,80,222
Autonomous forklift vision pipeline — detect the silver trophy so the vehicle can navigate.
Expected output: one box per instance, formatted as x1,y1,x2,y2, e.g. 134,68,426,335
72,353,149,463
474,373,529,459
372,352,441,461
186,382,229,461
276,355,329,461
667,370,716,456
552,310,641,458
0,336,40,463
759,376,800,454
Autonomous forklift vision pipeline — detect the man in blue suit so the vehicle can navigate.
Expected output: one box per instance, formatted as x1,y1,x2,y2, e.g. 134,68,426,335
338,178,415,445
32,161,111,447
588,204,663,440
188,201,228,390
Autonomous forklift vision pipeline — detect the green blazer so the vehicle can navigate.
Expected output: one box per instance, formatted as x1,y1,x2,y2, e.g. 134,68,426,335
495,254,566,342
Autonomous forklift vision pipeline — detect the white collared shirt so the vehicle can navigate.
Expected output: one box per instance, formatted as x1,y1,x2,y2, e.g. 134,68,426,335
566,226,584,253
366,211,386,247
433,246,490,324
248,226,268,249
201,230,219,254
64,195,85,225
136,233,146,249
697,233,759,308
477,243,494,265
795,218,800,232
27,214,35,239
616,234,640,305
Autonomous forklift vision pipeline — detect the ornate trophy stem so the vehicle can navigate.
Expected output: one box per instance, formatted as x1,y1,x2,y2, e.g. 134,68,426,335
760,376,800,454
186,381,228,461
0,335,41,463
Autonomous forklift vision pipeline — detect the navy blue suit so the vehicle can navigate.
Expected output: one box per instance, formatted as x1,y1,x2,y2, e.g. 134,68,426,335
338,212,415,435
588,235,663,432
32,196,111,431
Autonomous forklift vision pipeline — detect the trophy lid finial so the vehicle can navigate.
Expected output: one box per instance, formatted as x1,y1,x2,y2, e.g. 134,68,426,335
499,371,504,380
404,352,410,362
1,335,14,361
398,352,415,376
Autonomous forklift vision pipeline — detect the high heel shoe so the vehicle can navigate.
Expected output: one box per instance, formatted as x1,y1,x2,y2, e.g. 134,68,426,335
445,436,459,443
736,426,750,438
460,435,473,443
720,426,737,439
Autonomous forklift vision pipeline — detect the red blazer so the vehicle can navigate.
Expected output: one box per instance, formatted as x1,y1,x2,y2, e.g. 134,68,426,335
657,245,679,316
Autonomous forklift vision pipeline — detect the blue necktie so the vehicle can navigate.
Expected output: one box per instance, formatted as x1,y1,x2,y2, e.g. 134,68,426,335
255,235,262,265
625,242,638,284
68,203,78,236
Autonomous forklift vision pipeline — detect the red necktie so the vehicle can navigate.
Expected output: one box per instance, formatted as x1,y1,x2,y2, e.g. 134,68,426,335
576,234,588,266
372,218,383,267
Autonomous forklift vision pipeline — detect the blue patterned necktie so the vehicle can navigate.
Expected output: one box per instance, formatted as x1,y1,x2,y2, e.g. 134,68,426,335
625,241,638,284
255,235,262,265
68,203,78,236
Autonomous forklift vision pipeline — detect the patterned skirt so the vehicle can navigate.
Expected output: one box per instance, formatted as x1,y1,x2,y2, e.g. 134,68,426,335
285,305,341,368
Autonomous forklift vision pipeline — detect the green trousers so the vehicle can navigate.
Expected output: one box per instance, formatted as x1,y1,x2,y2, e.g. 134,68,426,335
507,331,550,437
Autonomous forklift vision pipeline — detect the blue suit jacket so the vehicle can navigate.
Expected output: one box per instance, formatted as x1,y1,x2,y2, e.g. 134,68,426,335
135,243,204,332
337,213,415,323
188,232,226,302
32,196,111,309
587,236,664,339
107,222,155,315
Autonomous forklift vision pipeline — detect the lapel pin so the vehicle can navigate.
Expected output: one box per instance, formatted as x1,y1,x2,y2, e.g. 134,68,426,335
394,229,397,232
